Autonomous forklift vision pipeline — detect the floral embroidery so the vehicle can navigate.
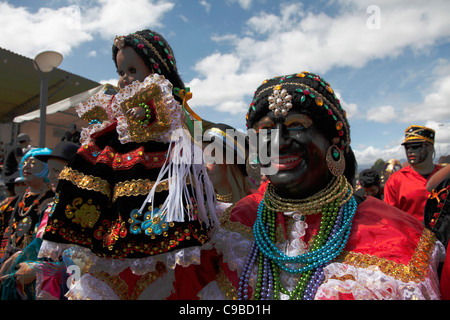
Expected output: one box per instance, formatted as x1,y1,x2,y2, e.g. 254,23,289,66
428,185,450,228
65,198,101,229
129,208,171,237
94,217,127,250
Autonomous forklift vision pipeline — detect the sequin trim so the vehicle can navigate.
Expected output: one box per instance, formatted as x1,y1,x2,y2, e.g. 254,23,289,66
80,144,168,170
120,83,173,143
219,204,254,241
59,167,111,198
216,268,238,300
339,228,437,283
113,179,170,202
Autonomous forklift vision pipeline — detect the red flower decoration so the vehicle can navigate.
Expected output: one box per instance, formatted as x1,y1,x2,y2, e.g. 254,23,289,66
18,202,25,208
137,43,144,49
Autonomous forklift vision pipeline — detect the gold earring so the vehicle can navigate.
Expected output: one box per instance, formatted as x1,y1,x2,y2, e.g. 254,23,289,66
326,144,345,177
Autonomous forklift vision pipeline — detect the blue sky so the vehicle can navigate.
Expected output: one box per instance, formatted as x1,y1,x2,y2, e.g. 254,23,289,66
1,0,450,168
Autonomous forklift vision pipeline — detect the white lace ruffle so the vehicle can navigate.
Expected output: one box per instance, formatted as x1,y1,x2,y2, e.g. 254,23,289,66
66,273,121,300
79,120,113,145
315,241,445,300
210,225,253,276
65,268,177,300
39,239,211,276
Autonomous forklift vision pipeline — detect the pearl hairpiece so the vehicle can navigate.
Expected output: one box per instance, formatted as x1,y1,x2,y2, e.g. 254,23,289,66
268,86,293,116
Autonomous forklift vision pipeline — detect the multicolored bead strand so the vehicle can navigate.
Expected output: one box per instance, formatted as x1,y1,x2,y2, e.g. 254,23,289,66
238,184,357,300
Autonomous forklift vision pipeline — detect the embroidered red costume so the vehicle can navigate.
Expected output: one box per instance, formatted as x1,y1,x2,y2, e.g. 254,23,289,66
175,189,445,300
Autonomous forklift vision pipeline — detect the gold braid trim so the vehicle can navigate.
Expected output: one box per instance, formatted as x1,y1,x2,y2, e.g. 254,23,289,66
59,167,111,198
339,228,437,283
219,204,254,241
216,267,238,300
113,179,170,202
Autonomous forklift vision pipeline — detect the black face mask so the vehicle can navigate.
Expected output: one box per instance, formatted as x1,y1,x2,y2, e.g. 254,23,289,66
404,143,429,165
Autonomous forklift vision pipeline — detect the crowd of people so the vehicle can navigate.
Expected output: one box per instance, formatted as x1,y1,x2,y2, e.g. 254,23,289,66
0,29,449,301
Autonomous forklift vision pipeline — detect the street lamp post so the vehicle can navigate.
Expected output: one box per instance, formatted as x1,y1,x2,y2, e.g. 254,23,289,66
33,51,63,148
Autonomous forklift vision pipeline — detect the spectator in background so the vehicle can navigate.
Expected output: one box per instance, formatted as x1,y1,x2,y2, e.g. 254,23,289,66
202,122,257,214
61,124,80,145
0,175,27,242
2,133,30,180
0,148,54,264
384,125,442,222
355,169,383,200
0,141,79,300
383,158,402,182
18,133,32,155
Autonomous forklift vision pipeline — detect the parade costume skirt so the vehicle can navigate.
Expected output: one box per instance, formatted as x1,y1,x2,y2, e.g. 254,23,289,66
42,121,211,260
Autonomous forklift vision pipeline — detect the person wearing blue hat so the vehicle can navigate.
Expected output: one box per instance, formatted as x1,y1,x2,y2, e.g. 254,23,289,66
0,148,54,262
0,143,78,300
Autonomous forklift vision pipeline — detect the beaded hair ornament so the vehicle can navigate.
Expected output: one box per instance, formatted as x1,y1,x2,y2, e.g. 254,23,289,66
247,72,351,153
113,31,176,76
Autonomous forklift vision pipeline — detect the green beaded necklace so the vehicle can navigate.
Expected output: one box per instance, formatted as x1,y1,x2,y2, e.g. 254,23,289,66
240,178,357,300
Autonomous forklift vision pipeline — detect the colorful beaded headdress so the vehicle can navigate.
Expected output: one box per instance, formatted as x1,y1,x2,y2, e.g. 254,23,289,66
112,30,182,97
402,125,435,145
112,29,202,134
246,72,351,153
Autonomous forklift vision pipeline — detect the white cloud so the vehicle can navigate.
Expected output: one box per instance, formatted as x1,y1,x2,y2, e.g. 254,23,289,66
188,1,450,118
353,145,405,167
366,105,397,124
0,3,92,57
0,0,174,58
99,78,119,87
83,0,174,40
400,74,450,123
199,0,211,14
188,52,266,113
334,91,359,120
227,0,253,10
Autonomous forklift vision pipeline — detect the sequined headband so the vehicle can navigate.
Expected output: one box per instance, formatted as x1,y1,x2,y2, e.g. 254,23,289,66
247,72,351,151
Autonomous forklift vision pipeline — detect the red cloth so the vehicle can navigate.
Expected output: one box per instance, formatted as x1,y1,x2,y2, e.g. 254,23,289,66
440,242,450,300
167,249,220,300
169,190,436,300
230,194,425,266
384,165,442,222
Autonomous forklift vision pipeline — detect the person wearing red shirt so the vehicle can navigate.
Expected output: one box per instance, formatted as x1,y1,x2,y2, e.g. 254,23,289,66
384,125,442,222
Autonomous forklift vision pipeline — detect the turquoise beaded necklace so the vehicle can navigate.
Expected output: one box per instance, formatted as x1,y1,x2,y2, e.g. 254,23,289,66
238,179,357,300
